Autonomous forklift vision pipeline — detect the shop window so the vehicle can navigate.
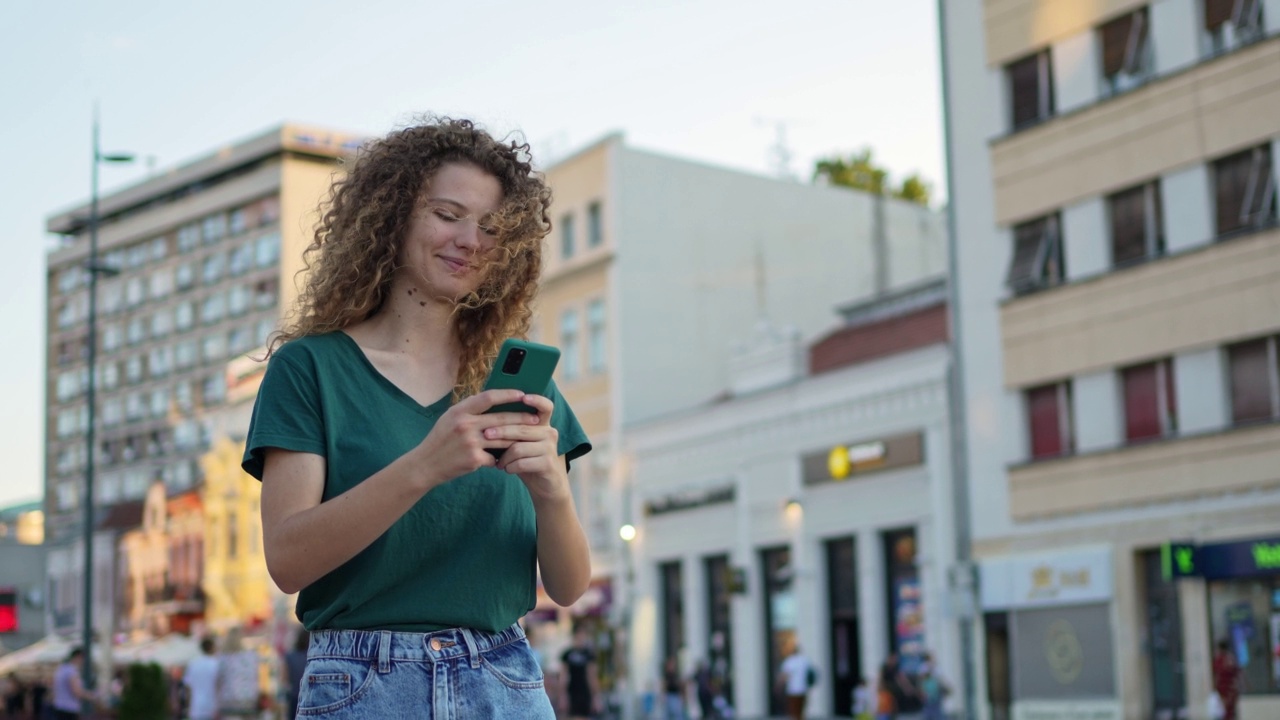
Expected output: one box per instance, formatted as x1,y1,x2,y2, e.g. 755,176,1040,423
660,560,686,673
704,554,735,714
760,546,793,716
1109,182,1164,267
1121,359,1177,442
1007,214,1064,294
1007,49,1054,130
1100,8,1152,96
1207,575,1280,695
1214,144,1276,237
1026,381,1074,459
1227,336,1280,424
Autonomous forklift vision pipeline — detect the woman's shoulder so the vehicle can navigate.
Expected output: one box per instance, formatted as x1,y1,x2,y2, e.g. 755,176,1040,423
269,332,354,366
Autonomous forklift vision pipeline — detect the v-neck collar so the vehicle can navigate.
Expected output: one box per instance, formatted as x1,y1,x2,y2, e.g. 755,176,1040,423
335,331,452,417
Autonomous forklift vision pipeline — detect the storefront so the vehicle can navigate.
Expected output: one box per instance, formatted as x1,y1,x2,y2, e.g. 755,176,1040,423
1166,535,1280,699
980,546,1119,720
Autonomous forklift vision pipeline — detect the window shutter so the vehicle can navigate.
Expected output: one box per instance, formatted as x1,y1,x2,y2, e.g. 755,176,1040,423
1215,149,1254,235
1100,13,1134,77
1009,54,1043,128
1110,185,1149,265
1028,384,1064,458
1123,363,1161,441
1228,339,1274,423
1246,145,1276,226
1205,0,1235,30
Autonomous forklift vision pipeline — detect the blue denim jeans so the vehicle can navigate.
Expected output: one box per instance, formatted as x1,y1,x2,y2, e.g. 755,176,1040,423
297,624,554,719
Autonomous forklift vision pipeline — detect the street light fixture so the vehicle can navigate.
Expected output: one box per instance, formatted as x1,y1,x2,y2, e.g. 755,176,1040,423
82,104,134,700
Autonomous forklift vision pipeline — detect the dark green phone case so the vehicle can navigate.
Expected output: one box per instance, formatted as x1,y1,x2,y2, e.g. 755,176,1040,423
483,338,560,414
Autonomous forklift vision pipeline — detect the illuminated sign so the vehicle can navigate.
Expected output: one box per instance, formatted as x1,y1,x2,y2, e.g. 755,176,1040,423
804,432,923,485
0,588,16,633
1162,536,1280,580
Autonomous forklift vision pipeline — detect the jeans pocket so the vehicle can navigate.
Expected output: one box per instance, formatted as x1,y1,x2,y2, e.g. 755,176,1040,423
297,658,376,715
479,639,545,690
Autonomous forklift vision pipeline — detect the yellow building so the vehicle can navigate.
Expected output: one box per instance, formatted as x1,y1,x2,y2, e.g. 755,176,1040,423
200,435,274,634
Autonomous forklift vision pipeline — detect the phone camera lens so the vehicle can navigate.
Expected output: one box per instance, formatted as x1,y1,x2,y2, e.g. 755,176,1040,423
502,348,526,375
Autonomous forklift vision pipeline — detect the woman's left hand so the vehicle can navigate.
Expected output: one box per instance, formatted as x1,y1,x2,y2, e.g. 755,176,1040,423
483,395,568,502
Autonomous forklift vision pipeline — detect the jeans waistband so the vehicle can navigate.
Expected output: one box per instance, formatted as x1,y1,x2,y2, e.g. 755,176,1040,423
308,624,526,670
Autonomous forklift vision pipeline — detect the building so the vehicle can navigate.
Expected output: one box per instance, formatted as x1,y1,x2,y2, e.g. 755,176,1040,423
43,124,358,640
623,279,957,718
0,502,48,652
532,136,947,659
939,1,1280,718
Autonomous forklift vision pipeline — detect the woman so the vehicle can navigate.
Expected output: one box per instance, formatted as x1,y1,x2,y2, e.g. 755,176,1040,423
243,117,592,719
1211,640,1241,720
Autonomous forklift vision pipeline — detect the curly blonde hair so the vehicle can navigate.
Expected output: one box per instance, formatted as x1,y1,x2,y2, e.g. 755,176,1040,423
269,117,552,399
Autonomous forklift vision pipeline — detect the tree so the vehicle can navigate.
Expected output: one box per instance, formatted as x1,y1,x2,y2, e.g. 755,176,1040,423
812,148,931,206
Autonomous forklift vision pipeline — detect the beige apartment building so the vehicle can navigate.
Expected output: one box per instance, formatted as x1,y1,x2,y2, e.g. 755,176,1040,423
942,1,1280,719
43,125,354,638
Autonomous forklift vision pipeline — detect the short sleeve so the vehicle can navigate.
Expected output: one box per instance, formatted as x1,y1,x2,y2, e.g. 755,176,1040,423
544,379,591,469
241,346,327,480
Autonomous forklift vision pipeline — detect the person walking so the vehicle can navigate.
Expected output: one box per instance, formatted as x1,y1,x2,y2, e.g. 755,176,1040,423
215,631,259,718
182,637,220,720
50,649,94,720
244,116,592,719
777,643,814,720
662,656,686,720
560,628,599,720
1212,639,1242,720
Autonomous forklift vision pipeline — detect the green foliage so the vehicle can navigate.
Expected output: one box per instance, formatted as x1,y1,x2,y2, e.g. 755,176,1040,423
118,663,168,720
812,148,931,206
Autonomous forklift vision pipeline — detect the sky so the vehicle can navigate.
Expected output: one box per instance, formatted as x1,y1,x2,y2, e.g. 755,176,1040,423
0,0,944,507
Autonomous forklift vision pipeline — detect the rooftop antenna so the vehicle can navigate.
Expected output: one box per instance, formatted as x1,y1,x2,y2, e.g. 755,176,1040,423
753,115,805,181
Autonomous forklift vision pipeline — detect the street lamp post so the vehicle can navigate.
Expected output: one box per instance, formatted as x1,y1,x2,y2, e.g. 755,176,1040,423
82,104,133,701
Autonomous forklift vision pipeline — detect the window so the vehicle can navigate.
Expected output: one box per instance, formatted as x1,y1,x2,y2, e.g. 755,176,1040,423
150,309,173,339
560,213,575,259
253,278,278,309
174,340,198,369
100,281,123,315
1214,145,1276,236
126,317,146,346
1100,8,1151,96
254,233,280,268
202,252,226,285
126,243,149,269
149,268,174,300
229,326,254,355
125,277,145,308
1121,359,1177,442
175,302,195,331
202,373,226,405
150,237,168,262
1026,381,1074,459
177,223,201,252
228,285,251,316
1227,336,1280,424
150,388,170,419
202,333,227,363
201,293,226,325
1204,0,1264,54
1007,49,1054,130
1006,214,1064,294
228,242,253,276
587,299,607,373
125,355,144,384
229,208,247,236
175,262,195,291
1109,182,1164,266
560,309,580,380
587,202,603,248
202,213,227,244
148,346,173,379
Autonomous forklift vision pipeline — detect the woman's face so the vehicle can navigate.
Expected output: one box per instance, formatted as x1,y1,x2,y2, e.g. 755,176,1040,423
399,161,504,300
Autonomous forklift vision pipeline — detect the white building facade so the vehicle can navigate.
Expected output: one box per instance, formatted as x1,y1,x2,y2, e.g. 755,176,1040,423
623,282,961,718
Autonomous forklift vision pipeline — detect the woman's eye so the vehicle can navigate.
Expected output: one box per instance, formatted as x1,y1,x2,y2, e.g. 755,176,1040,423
433,210,458,222
479,224,499,237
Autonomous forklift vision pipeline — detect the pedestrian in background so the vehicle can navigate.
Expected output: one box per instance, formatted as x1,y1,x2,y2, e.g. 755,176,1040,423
50,649,93,720
560,628,600,720
776,642,814,720
182,638,220,720
283,630,309,720
1211,639,1242,720
663,656,686,720
215,631,259,718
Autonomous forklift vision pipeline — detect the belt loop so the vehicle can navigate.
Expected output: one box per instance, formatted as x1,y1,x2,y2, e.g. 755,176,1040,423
378,631,391,674
459,628,481,669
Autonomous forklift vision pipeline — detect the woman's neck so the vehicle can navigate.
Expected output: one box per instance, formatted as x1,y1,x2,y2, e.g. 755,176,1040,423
352,280,460,361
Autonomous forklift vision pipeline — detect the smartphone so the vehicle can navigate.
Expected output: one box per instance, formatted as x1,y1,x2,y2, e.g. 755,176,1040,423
482,339,560,457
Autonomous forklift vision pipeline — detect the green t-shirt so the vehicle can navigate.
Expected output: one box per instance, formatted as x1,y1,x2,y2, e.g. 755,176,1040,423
241,331,591,633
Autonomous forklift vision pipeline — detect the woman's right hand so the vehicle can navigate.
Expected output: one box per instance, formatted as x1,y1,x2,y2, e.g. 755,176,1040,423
415,389,542,485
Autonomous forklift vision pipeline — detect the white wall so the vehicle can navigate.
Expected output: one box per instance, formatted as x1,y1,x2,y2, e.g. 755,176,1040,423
1162,164,1213,254
1173,347,1230,434
1073,370,1123,453
1052,30,1100,114
1266,0,1280,34
626,345,956,718
1063,198,1110,280
941,0,1014,546
1151,0,1200,74
612,148,947,426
